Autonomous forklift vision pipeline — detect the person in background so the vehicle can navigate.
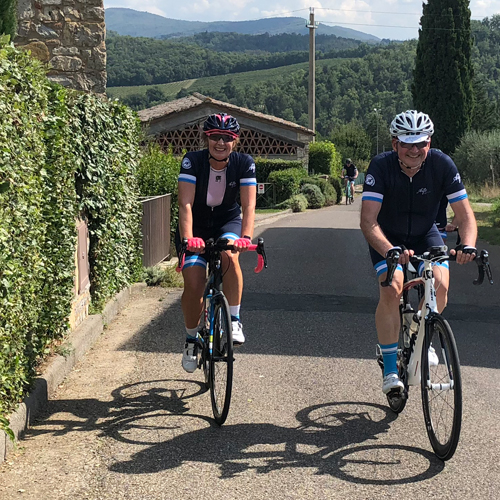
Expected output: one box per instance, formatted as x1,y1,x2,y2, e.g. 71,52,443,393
342,159,358,201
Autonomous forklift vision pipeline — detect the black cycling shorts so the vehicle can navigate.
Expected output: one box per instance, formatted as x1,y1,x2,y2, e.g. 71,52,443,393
175,216,242,270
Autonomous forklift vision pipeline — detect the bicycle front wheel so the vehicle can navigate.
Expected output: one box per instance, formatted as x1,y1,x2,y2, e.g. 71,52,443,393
210,293,234,425
421,314,462,461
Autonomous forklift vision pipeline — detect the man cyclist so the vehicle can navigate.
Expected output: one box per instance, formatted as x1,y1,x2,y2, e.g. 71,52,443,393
360,110,477,394
342,159,358,201
176,113,257,372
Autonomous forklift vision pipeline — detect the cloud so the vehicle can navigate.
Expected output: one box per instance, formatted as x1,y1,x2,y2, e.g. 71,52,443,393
103,0,500,39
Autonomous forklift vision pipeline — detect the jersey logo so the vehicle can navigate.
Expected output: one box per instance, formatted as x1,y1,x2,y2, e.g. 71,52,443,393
417,188,429,195
453,173,461,183
248,163,256,172
229,181,237,188
216,175,222,182
365,174,376,186
181,158,192,170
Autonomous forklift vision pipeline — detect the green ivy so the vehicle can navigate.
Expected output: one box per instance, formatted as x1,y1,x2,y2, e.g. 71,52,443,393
0,40,143,421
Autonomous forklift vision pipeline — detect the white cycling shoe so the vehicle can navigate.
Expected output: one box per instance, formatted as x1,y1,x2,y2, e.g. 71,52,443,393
428,345,439,367
232,320,245,345
382,373,404,394
182,340,198,373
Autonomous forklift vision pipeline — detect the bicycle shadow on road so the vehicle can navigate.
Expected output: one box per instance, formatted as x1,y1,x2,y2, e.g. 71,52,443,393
104,392,444,484
24,380,444,484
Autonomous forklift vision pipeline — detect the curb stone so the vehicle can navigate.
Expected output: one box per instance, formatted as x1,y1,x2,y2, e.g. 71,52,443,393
0,283,147,463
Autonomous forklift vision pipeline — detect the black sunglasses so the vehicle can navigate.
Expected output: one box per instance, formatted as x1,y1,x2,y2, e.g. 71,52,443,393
208,134,235,143
398,140,430,150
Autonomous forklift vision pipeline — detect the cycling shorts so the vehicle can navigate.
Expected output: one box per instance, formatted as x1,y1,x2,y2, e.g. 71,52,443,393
175,216,242,270
369,225,449,277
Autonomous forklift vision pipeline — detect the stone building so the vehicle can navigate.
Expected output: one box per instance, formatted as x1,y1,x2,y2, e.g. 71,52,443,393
138,93,315,167
15,0,106,93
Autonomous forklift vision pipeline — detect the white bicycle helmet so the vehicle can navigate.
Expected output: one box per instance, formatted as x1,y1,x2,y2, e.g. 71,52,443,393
390,110,434,143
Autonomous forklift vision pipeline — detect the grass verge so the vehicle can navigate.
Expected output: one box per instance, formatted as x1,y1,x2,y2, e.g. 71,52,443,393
471,202,500,246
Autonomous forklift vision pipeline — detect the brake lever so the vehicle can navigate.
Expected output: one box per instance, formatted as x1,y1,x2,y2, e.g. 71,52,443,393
474,249,493,285
381,250,400,287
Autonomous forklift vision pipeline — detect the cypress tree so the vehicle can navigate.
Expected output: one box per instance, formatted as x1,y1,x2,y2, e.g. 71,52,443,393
0,0,17,39
412,0,474,154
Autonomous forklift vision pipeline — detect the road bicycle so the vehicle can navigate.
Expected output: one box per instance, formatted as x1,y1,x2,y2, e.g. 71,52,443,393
376,245,493,460
343,176,354,205
177,237,267,425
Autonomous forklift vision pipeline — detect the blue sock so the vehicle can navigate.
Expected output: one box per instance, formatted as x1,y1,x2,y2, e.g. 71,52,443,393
380,342,398,376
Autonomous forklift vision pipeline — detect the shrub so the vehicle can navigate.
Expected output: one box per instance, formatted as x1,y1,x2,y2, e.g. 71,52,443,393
308,141,342,177
289,194,308,212
301,176,337,206
267,167,308,204
255,157,304,183
329,177,343,204
137,142,180,236
144,265,184,287
301,183,326,209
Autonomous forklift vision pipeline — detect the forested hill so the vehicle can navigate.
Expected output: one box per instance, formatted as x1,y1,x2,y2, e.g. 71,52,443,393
105,8,380,42
107,17,500,139
106,32,376,87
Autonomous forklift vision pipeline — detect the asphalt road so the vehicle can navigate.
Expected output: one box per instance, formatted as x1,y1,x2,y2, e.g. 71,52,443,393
1,202,499,499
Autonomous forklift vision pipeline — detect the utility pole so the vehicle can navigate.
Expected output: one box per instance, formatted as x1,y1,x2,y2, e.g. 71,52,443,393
306,8,317,138
374,108,380,155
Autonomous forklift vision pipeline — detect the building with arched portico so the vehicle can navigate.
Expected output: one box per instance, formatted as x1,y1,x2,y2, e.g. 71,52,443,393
137,93,315,169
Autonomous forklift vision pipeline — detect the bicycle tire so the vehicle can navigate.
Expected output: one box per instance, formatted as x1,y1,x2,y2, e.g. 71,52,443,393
421,314,462,461
345,184,349,205
209,293,233,425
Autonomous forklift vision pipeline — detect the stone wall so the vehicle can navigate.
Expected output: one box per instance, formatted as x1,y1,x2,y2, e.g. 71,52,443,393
15,0,106,93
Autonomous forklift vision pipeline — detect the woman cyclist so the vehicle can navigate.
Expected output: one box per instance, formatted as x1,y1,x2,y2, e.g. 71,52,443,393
176,113,257,372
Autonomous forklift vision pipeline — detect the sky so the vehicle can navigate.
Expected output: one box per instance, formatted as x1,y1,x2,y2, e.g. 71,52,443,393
103,0,500,40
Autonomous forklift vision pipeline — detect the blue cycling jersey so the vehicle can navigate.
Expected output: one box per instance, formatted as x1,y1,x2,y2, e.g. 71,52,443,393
178,149,257,229
362,149,467,242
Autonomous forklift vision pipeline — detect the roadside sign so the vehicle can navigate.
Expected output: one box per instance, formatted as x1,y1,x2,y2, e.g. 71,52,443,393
258,183,265,194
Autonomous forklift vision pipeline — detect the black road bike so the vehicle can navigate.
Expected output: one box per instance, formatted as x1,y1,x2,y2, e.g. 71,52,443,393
177,237,267,425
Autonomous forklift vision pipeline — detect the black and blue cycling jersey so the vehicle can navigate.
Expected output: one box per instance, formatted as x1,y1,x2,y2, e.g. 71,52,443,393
362,149,467,243
178,149,257,229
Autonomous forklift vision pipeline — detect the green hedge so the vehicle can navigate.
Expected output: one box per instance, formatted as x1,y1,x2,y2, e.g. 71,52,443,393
308,141,342,177
137,142,181,237
0,40,142,421
267,167,309,204
254,157,304,183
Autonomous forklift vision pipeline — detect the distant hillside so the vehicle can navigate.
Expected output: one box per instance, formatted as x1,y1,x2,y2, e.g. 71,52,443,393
105,8,381,43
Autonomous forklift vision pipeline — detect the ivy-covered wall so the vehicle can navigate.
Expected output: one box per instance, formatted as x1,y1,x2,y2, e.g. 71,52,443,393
0,38,142,422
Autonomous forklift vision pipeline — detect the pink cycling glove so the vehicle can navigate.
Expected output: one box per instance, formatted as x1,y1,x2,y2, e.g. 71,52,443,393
233,237,252,251
187,237,205,252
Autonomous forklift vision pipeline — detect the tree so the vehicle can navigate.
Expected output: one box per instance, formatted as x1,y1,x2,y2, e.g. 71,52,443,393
329,121,372,164
0,0,17,38
412,0,474,154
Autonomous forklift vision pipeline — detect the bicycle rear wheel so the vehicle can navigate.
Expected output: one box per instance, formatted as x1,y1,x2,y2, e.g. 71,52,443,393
210,293,233,425
421,314,462,461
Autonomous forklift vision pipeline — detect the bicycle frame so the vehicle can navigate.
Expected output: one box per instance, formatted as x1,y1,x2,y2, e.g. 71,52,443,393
406,257,442,386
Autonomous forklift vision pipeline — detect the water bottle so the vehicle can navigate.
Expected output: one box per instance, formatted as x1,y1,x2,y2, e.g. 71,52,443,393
401,304,414,348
